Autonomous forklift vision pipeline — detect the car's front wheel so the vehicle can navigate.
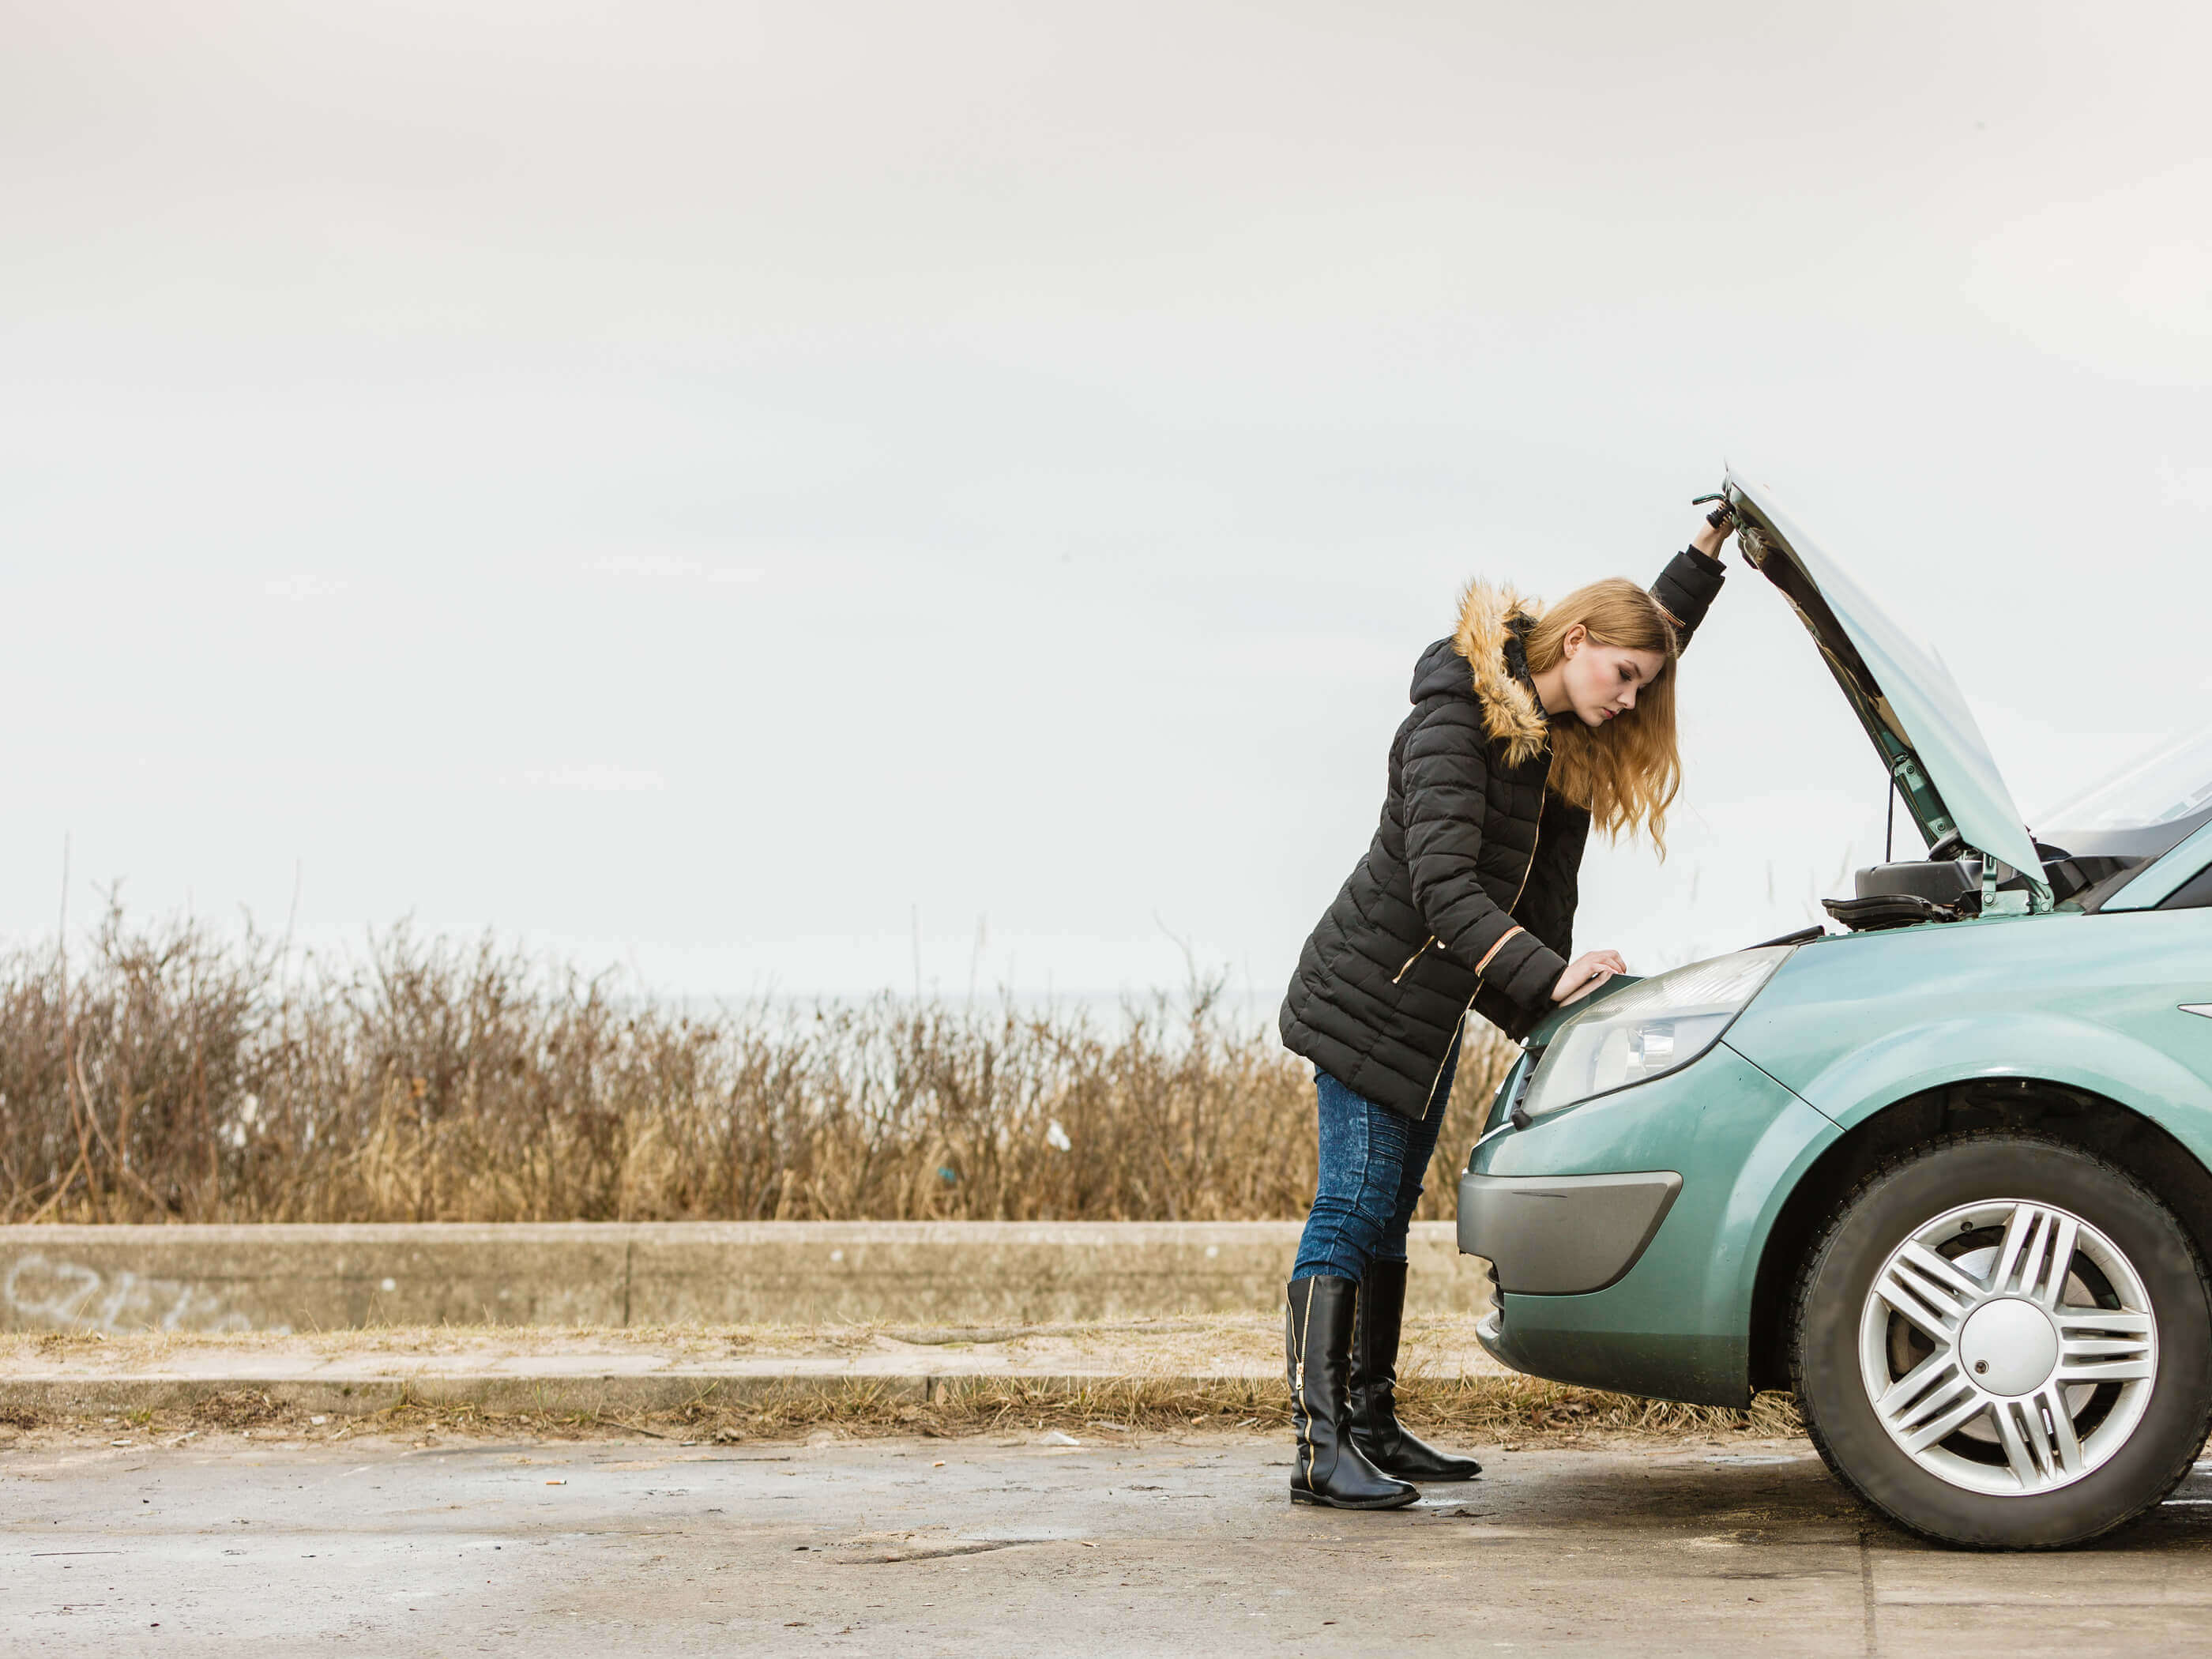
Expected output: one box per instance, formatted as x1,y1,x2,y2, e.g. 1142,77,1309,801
1793,1130,2212,1548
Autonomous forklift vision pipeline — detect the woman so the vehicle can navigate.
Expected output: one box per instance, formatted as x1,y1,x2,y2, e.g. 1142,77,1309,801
1277,503,1736,1509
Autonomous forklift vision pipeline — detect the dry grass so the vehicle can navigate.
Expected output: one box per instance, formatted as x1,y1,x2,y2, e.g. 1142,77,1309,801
716,1375,1807,1446
0,1378,1804,1450
0,905,1518,1224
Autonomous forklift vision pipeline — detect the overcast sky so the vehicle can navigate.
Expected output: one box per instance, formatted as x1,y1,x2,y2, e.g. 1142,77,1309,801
4,1,2209,1003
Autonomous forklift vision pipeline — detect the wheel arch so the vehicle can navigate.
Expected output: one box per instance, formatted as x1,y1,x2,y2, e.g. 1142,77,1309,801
1745,1076,2212,1394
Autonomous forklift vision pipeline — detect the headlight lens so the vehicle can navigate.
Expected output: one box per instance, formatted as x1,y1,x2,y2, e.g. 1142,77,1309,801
1518,946,1791,1120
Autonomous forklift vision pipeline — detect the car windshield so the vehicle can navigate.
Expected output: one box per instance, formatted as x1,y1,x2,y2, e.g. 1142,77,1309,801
2041,721,2212,832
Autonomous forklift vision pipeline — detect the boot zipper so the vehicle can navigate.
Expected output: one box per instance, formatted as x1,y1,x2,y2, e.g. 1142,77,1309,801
1294,1280,1315,1492
1391,937,1435,984
1417,812,1543,1121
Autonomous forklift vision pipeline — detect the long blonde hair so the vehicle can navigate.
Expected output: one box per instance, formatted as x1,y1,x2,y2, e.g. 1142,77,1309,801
1523,577,1683,854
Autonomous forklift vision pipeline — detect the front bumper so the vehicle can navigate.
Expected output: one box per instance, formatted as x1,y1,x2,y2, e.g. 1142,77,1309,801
1456,1170,1681,1295
1455,1040,1835,1405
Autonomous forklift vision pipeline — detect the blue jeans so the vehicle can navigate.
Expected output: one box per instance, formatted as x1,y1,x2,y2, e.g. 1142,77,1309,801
1291,1033,1462,1281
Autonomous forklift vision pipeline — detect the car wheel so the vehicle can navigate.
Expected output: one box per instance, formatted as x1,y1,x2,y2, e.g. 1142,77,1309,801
1792,1130,2212,1548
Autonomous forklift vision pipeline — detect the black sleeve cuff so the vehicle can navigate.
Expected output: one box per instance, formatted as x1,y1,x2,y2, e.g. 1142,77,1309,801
1651,545,1728,651
1507,941,1568,1014
1488,931,1567,1017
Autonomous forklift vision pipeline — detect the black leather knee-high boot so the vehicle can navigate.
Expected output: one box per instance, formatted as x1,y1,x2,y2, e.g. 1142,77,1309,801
1285,1277,1418,1509
1348,1258,1482,1480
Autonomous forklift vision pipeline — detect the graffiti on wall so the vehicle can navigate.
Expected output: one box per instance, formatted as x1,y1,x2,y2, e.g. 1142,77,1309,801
1,1253,275,1334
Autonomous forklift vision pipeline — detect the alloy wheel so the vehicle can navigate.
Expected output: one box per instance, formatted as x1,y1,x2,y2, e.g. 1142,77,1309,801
1856,1198,2158,1498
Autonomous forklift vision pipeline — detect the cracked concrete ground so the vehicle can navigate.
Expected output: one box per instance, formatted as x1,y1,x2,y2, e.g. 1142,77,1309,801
6,1431,2212,1655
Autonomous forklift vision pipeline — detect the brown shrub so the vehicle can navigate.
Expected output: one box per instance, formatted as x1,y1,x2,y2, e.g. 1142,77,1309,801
0,904,1518,1224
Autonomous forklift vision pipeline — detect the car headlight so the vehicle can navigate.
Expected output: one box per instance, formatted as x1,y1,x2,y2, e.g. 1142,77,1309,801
1518,946,1792,1120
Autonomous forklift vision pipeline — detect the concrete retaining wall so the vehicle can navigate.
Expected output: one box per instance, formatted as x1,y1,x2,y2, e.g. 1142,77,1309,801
0,1222,1492,1334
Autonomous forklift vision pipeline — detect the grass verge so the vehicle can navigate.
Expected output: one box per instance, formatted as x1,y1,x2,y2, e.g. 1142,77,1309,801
0,1375,1805,1450
709,1374,1805,1445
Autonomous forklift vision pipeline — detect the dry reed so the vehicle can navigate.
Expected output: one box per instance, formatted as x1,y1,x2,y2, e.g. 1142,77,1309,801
0,905,1519,1225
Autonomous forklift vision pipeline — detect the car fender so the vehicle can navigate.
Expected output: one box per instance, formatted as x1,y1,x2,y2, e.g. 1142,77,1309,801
1695,1054,1841,1357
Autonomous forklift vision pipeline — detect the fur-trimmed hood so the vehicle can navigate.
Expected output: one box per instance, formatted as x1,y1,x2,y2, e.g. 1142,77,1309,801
1405,580,1552,768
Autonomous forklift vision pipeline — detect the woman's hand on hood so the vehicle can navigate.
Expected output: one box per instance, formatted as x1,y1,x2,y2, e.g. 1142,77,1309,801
1553,949,1627,1004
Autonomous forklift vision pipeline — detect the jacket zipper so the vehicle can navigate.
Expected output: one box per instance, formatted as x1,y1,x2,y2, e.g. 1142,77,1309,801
1391,937,1436,984
1416,814,1542,1121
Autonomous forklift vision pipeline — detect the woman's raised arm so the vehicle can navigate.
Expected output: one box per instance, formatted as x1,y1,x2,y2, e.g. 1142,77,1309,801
1650,502,1736,650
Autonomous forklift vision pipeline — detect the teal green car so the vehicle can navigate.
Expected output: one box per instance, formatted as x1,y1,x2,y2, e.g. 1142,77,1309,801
1458,473,2212,1548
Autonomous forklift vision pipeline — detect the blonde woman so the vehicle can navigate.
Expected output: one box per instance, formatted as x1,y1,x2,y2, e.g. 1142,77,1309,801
1277,502,1736,1508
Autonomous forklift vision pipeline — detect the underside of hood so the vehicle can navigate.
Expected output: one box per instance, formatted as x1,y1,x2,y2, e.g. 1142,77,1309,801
1722,472,2052,912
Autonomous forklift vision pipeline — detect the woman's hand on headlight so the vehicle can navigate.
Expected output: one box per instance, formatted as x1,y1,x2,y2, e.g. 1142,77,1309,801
1552,949,1627,1004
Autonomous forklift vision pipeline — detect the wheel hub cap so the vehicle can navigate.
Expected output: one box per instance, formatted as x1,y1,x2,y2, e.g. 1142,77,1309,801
1856,1198,2158,1498
1955,1296,2060,1396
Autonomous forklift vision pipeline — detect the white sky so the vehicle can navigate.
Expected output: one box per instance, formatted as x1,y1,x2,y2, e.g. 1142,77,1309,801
4,1,2210,1001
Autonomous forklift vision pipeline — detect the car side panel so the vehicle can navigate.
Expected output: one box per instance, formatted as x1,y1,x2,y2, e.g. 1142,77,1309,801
1473,1044,1837,1405
1725,908,2212,1167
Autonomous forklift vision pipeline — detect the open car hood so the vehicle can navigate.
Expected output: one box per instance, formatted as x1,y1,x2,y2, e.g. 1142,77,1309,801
1723,472,2050,908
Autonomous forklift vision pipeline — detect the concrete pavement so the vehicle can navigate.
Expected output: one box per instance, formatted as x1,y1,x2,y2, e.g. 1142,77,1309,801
6,1429,2212,1656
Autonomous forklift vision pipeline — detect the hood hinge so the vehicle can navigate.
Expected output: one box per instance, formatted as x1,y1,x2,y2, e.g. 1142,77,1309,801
1980,856,2053,916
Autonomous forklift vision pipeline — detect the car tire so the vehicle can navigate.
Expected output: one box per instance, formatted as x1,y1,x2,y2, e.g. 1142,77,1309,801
1791,1130,2212,1549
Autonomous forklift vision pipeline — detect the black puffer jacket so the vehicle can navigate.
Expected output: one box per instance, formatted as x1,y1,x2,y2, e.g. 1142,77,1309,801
1278,548,1726,1121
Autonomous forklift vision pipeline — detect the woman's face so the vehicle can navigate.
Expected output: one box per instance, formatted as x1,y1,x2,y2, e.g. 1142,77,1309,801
1559,626,1666,727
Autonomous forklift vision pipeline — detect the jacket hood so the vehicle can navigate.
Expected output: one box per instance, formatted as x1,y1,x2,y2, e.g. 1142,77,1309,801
1407,579,1553,767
